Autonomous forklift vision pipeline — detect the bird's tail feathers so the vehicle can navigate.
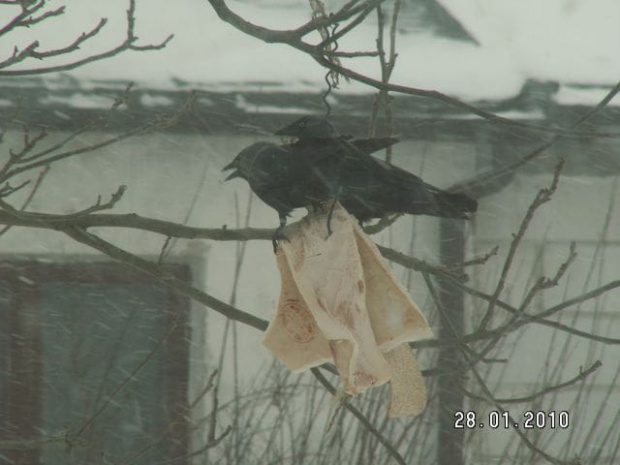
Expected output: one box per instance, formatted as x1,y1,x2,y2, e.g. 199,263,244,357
352,137,399,155
411,190,478,219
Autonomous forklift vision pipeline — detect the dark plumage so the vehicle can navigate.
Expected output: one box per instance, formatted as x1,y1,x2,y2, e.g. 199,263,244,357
223,132,398,225
223,116,478,244
272,116,478,221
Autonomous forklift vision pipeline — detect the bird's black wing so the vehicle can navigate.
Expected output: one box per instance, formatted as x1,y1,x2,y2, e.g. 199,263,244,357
275,136,402,221
328,138,478,220
273,115,477,220
351,137,399,155
371,157,477,218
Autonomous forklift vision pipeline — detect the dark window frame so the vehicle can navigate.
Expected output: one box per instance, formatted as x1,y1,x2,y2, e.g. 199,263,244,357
0,259,191,465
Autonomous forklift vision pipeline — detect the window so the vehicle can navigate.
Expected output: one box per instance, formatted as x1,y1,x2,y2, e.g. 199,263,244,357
0,260,190,465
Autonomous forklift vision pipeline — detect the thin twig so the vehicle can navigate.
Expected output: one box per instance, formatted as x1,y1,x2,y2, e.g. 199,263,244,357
0,206,459,278
206,0,620,139
1,92,195,182
423,260,573,464
462,361,602,404
478,157,565,330
0,165,50,237
0,0,46,38
310,368,408,465
0,0,173,76
439,245,499,273
451,280,620,346
466,365,570,464
453,79,620,196
27,18,108,60
60,224,268,330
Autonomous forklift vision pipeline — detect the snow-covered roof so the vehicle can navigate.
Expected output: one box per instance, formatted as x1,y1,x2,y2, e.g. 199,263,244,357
1,0,618,106
438,0,620,87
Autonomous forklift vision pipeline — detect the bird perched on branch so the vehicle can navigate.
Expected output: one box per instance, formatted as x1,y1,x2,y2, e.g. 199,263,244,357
223,116,477,248
274,116,478,222
223,119,396,238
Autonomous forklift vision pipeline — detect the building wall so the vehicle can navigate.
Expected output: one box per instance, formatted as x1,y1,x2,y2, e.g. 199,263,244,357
0,127,475,454
2,125,617,461
470,172,620,462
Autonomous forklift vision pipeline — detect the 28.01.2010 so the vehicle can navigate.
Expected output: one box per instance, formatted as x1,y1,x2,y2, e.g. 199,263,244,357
454,410,569,429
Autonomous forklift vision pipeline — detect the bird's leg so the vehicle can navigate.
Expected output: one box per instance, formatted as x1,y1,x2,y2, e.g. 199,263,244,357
326,199,336,237
325,187,342,238
272,212,289,254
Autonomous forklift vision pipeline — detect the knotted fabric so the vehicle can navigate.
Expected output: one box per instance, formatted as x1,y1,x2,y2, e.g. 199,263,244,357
263,202,433,417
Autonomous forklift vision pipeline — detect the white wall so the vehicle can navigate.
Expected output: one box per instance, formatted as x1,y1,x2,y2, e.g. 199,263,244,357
470,172,620,462
5,127,617,461
0,128,475,439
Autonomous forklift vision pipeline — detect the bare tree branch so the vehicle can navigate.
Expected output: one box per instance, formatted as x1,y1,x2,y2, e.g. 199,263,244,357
0,432,72,451
0,0,47,38
424,261,575,464
206,0,620,139
462,361,602,404
0,0,173,76
0,92,196,182
454,280,620,346
0,164,49,236
27,18,108,60
0,124,48,179
18,4,65,28
311,367,408,465
467,365,571,465
454,79,620,196
478,157,565,330
1,202,617,349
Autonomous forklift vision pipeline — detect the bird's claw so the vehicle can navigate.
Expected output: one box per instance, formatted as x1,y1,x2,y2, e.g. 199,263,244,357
272,226,289,254
325,198,337,240
325,219,333,240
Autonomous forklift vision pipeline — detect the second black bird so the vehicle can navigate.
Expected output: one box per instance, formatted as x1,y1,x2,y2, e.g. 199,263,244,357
223,120,397,227
223,116,478,241
274,116,478,222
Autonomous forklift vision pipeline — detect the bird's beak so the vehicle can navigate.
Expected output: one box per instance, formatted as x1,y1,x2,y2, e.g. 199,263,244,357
222,160,240,180
225,170,241,181
222,159,236,171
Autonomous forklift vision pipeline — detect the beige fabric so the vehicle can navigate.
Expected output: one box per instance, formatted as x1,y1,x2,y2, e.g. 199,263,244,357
263,202,433,416
385,344,427,416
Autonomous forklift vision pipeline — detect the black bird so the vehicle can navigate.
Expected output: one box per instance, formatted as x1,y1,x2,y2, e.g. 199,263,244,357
274,116,478,222
223,129,397,244
223,116,477,247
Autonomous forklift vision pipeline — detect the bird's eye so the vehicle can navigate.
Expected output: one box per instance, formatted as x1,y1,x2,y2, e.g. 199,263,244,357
299,121,306,127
